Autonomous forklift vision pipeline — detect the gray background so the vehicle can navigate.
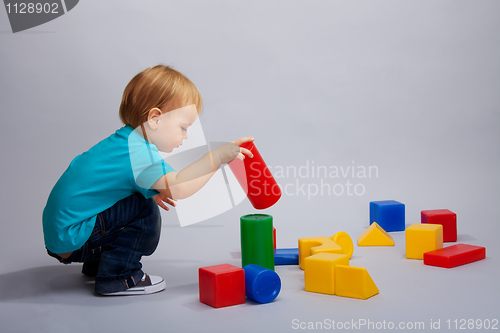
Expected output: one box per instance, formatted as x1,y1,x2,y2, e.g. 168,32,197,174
1,1,499,332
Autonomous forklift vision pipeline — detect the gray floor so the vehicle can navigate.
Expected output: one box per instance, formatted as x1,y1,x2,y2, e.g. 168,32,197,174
1,197,498,333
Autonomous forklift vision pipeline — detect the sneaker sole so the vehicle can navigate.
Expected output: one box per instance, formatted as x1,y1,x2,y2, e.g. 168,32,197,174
99,278,166,296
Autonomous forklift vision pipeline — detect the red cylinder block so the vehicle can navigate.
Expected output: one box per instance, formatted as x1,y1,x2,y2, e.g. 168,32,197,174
228,142,281,210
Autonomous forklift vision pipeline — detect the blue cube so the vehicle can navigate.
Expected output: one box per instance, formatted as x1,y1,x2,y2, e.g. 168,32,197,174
370,200,405,232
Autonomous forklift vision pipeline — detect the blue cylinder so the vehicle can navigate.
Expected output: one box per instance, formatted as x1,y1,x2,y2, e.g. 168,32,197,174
243,264,281,304
274,248,299,265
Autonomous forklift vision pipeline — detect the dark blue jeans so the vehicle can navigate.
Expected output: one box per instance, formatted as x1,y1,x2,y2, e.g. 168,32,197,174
47,193,161,294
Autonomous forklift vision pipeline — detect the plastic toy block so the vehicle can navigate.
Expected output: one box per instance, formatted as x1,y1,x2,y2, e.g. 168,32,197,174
405,223,443,260
273,227,276,249
243,264,281,303
199,264,246,308
423,244,486,268
228,142,281,209
241,214,274,270
304,253,349,295
335,265,379,300
330,231,354,259
370,200,405,232
357,222,394,246
274,248,299,265
421,209,457,242
298,236,343,270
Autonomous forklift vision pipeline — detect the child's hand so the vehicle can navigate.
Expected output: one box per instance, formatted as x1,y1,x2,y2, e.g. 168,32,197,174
153,193,177,211
232,137,254,161
213,137,254,164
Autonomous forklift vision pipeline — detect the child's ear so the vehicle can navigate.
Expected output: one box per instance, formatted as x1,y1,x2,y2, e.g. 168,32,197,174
147,108,162,129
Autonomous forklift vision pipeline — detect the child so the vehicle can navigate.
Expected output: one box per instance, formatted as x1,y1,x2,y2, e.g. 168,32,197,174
43,65,254,296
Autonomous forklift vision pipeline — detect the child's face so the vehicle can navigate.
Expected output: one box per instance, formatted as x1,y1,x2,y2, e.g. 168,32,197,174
151,104,198,153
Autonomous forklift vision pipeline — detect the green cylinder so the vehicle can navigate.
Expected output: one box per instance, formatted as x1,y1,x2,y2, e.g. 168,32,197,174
240,214,274,271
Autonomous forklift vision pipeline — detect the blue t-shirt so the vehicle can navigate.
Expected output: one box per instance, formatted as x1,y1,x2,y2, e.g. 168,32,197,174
43,125,175,253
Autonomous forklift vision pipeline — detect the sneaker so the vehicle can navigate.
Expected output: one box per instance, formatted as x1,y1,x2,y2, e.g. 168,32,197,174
99,274,166,296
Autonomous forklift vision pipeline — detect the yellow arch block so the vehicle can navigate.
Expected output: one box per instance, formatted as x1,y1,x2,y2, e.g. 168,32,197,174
357,222,394,246
335,265,379,300
298,236,343,270
330,231,354,259
304,253,349,295
406,223,443,259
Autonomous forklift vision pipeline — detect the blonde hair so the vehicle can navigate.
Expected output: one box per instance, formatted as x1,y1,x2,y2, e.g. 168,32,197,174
119,65,203,129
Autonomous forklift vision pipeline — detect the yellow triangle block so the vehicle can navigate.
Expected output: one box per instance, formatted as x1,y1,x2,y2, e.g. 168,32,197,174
357,222,394,246
335,265,379,300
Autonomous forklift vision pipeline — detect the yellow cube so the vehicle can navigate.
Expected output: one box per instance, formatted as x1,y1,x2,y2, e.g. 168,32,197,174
304,253,349,295
405,223,443,259
335,265,379,300
298,236,343,270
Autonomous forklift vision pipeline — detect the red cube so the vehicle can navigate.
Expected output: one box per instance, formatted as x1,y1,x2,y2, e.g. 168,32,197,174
421,209,457,242
199,264,245,308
